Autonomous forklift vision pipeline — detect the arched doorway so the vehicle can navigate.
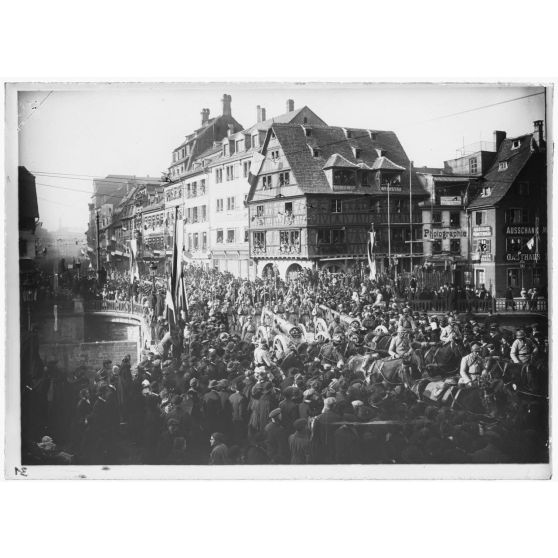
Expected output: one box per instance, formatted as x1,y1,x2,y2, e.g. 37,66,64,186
262,263,275,279
286,263,302,281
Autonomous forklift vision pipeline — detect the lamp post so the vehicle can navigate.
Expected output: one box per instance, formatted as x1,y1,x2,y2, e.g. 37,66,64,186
22,278,37,331
75,259,81,279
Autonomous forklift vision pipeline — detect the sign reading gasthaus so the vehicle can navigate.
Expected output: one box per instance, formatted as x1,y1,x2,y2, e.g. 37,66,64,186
423,228,467,239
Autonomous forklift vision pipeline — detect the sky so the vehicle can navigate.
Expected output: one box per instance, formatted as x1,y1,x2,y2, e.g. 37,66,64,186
16,83,546,231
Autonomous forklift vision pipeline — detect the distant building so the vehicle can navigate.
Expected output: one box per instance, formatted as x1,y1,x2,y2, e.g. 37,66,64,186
18,166,39,259
247,123,428,279
416,137,497,286
466,121,547,296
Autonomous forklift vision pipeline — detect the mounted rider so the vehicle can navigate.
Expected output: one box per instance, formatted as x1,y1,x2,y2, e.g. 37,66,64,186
397,307,416,332
440,316,462,345
510,329,537,364
388,326,414,360
319,333,345,367
459,342,484,386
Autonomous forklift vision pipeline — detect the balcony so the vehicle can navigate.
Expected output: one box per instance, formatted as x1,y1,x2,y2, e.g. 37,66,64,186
251,212,307,228
251,243,307,258
370,213,423,225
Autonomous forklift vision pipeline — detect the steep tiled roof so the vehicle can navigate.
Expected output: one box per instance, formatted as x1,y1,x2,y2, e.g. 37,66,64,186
468,134,536,209
252,123,428,197
371,156,406,171
323,153,358,169
244,106,327,134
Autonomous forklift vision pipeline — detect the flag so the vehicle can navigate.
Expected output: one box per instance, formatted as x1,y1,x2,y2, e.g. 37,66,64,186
170,208,184,310
129,239,139,282
248,152,266,188
526,236,535,250
367,230,377,280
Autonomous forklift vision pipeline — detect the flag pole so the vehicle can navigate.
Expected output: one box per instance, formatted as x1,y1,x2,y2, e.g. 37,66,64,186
387,178,391,279
409,160,413,270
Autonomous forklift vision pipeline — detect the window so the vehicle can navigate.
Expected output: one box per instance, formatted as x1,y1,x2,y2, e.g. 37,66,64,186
227,229,235,243
476,269,486,288
362,172,370,187
450,239,461,254
354,148,361,158
430,239,442,253
227,196,235,211
243,161,250,178
331,199,342,213
215,168,223,183
202,232,207,251
284,202,293,214
262,175,272,189
506,208,529,224
244,229,249,242
331,229,346,244
305,127,312,137
394,200,403,214
333,169,356,186
475,211,486,226
279,230,300,252
200,179,206,195
191,182,197,197
216,229,223,243
498,161,508,171
256,205,264,218
507,268,520,289
317,229,331,243
312,148,321,157
469,157,478,174
186,184,191,198
252,134,259,148
512,139,521,150
192,207,198,223
432,211,442,226
193,233,199,250
253,231,266,252
449,211,460,228
216,199,224,212
345,129,353,138
201,205,207,222
236,139,244,153
279,171,290,186
225,165,234,181
223,144,229,157
369,131,377,140
480,186,492,197
271,149,280,161
506,237,523,253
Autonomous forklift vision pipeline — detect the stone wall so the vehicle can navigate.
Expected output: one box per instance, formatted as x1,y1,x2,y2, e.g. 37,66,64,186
40,340,138,378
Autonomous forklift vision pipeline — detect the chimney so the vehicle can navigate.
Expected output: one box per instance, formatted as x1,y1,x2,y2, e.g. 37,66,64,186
257,105,267,123
222,94,232,116
201,108,210,125
534,120,545,147
493,130,506,152
286,99,295,112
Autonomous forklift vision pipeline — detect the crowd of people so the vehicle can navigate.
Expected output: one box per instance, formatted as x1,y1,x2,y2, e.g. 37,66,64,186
22,265,549,466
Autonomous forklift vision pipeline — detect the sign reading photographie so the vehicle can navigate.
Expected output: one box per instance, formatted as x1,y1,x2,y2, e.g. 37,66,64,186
423,228,467,240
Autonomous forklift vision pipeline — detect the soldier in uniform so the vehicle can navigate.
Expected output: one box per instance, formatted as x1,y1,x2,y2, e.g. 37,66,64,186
459,343,484,386
319,333,345,367
388,327,414,360
510,330,537,364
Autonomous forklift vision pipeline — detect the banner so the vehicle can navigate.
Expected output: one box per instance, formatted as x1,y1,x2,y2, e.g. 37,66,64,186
367,230,377,280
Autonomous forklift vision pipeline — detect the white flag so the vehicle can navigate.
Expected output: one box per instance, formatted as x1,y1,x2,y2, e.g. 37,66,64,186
367,231,377,280
526,236,535,250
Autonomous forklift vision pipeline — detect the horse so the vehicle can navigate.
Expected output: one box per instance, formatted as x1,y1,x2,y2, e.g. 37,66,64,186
423,342,463,377
366,350,424,391
365,333,392,356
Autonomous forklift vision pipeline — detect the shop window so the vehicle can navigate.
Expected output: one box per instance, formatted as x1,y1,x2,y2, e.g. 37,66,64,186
432,240,442,253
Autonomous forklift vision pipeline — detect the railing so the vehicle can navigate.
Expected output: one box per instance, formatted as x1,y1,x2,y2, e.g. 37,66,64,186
84,299,145,316
407,297,547,314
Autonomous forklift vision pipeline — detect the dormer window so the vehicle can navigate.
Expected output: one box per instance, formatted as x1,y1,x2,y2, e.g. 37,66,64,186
480,186,492,198
345,129,353,139
375,148,386,157
353,148,361,158
498,161,508,171
303,117,308,124
512,139,521,150
312,148,321,158
369,131,377,140
305,127,312,137
252,134,259,148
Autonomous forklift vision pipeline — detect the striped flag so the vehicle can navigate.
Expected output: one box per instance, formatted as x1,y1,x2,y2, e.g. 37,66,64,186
367,230,377,280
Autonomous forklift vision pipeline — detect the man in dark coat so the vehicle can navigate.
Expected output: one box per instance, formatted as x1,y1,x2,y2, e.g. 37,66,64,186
264,408,289,464
310,397,342,464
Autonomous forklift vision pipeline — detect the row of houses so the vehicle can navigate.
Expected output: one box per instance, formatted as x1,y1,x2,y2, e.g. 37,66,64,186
86,94,547,297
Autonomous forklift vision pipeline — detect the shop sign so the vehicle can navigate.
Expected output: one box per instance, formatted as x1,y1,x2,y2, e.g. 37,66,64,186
505,252,541,262
473,226,492,237
380,185,402,192
424,228,467,240
505,225,546,235
440,195,462,206
480,254,493,262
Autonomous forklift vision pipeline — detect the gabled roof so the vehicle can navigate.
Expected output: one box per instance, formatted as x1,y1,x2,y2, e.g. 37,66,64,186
323,153,358,169
371,156,406,171
243,105,327,134
468,134,537,209
247,123,429,201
